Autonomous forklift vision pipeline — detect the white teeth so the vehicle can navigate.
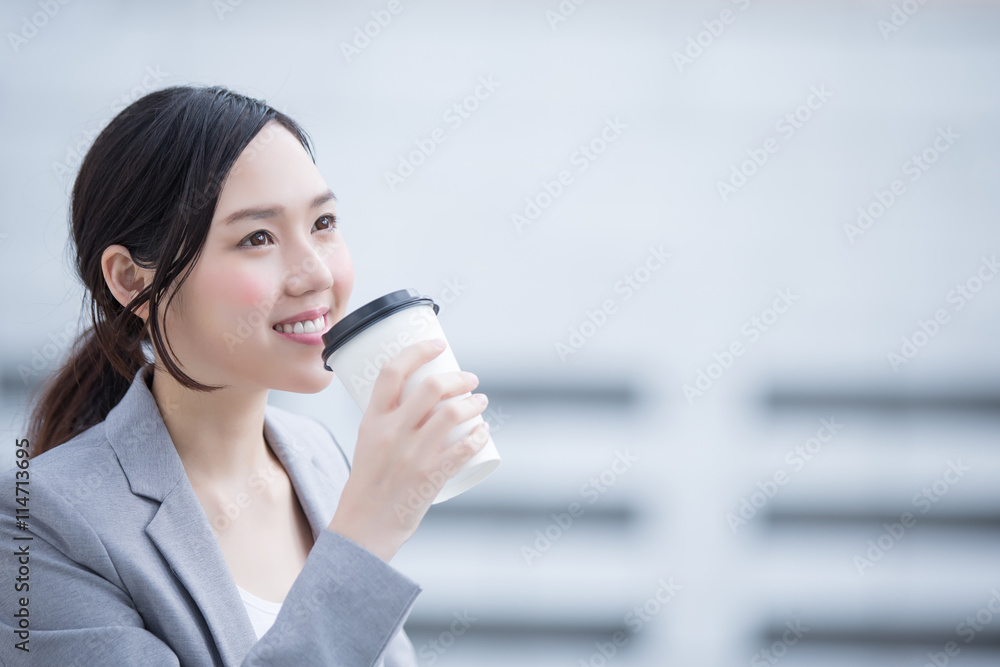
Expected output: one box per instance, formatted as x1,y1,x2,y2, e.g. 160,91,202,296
273,316,325,334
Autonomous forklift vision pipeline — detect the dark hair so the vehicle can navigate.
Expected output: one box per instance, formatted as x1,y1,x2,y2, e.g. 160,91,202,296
26,85,315,457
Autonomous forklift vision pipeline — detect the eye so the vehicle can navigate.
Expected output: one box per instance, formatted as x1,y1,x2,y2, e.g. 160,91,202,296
238,230,275,248
315,214,338,232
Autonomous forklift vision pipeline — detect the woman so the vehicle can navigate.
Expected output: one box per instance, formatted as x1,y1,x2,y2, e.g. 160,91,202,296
0,85,490,665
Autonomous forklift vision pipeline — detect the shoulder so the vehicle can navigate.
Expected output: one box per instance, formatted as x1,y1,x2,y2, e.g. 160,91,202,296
0,424,133,577
4,421,125,507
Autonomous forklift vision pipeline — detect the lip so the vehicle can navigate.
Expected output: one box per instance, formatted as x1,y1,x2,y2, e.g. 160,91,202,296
271,312,330,346
271,306,331,346
272,306,330,327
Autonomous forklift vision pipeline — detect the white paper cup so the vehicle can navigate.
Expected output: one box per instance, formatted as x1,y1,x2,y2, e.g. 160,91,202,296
321,289,500,504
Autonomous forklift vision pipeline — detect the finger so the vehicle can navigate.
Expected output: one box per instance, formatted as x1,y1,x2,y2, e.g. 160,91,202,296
419,393,489,452
367,339,447,415
441,422,491,469
398,370,480,431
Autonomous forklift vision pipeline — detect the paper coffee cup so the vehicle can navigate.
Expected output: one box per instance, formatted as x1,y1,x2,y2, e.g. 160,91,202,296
321,289,500,504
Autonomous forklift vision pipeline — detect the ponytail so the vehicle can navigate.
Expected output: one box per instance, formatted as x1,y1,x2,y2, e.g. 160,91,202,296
26,322,147,457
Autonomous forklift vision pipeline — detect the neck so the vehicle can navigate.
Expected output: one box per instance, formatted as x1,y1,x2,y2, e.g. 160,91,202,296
147,362,273,493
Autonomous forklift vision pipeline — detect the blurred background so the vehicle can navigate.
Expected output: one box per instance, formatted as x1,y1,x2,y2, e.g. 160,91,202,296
2,0,999,665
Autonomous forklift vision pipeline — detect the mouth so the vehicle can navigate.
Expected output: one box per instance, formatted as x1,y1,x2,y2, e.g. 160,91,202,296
271,313,328,334
271,313,330,344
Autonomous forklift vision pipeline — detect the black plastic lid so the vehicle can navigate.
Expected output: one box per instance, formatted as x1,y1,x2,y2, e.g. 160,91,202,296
321,289,439,371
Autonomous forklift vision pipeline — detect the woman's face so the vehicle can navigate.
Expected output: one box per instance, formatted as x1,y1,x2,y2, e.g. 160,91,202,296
157,120,354,393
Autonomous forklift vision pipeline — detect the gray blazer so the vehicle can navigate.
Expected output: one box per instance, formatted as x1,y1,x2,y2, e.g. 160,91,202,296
0,365,422,666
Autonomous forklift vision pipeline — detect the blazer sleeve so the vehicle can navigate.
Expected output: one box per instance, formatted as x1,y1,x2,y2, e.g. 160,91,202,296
304,416,422,667
250,529,423,667
0,467,423,666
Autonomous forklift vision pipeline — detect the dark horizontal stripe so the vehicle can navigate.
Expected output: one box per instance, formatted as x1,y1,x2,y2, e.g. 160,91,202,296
765,509,1000,530
405,617,631,641
763,386,1000,416
422,501,639,527
478,380,640,409
761,625,1000,648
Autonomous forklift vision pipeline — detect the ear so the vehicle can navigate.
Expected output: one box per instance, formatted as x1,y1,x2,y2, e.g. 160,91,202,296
101,245,154,321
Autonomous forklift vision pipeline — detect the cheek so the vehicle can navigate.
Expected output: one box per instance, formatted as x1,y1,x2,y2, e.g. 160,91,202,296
200,265,277,324
331,248,354,291
232,274,273,306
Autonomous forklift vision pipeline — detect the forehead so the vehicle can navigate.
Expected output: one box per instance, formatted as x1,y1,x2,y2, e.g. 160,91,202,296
215,123,323,212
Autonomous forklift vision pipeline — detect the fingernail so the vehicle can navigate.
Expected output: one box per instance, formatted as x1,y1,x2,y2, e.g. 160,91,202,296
432,338,447,349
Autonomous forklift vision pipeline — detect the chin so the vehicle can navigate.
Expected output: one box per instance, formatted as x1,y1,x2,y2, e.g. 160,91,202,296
275,369,336,394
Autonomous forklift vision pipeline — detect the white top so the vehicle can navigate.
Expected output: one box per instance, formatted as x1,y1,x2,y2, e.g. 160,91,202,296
237,585,283,640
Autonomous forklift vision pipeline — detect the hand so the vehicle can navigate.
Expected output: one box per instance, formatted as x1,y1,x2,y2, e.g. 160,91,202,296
326,338,490,562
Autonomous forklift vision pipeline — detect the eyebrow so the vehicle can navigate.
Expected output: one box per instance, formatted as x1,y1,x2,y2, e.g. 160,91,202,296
221,189,337,226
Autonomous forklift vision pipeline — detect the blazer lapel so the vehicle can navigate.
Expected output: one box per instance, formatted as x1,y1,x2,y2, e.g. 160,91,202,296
146,484,258,664
262,407,339,543
105,365,338,665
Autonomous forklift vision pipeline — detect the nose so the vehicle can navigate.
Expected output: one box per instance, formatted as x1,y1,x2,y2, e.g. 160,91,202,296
284,241,334,296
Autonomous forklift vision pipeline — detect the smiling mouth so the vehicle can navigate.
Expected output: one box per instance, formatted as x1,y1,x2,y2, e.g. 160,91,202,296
271,314,328,335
